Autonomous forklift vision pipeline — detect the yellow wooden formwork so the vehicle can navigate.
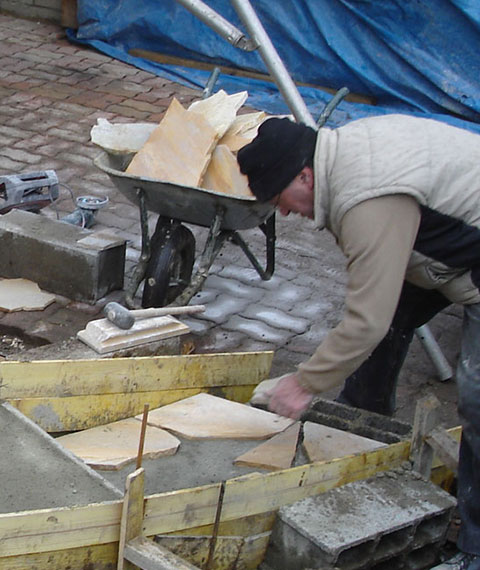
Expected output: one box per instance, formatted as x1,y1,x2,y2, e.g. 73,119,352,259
1,351,273,432
0,431,461,570
0,351,461,569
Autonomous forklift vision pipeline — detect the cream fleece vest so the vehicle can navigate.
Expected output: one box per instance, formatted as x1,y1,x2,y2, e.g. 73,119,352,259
313,114,480,235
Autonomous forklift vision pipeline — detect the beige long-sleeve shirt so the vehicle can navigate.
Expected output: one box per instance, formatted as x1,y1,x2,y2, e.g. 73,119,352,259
297,194,421,394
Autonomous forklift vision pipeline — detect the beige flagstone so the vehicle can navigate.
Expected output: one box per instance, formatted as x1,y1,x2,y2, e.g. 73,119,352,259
201,144,253,197
302,421,387,463
126,97,218,187
233,422,301,471
188,90,248,138
140,393,294,440
218,111,266,151
57,417,180,470
0,278,56,312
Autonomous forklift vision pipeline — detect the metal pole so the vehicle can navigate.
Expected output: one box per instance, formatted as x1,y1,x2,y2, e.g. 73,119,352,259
176,0,257,50
415,324,453,382
230,0,317,128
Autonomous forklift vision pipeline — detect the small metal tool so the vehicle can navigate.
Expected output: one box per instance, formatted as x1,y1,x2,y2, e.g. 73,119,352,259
0,170,59,214
103,301,206,329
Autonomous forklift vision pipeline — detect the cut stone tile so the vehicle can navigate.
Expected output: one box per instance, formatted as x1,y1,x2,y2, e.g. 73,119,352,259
141,393,294,440
302,421,387,463
57,417,180,470
90,118,156,154
126,97,218,186
188,90,248,138
201,144,253,197
0,278,56,312
234,422,301,470
218,111,266,151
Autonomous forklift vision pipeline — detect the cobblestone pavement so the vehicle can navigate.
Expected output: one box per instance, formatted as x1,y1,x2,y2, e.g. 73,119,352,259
0,13,462,428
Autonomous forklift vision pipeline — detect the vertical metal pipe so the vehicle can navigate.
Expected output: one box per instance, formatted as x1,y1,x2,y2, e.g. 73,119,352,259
415,325,453,382
230,0,316,128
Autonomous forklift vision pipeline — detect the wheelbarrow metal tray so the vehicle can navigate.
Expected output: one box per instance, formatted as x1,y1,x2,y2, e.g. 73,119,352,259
94,152,273,231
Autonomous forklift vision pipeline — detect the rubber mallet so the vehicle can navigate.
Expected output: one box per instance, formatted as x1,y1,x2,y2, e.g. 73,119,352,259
103,302,205,330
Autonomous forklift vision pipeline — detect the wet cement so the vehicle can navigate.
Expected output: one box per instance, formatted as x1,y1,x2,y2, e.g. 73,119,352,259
0,402,121,514
100,437,280,495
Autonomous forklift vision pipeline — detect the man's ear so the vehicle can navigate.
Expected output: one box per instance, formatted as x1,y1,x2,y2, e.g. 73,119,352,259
301,166,314,189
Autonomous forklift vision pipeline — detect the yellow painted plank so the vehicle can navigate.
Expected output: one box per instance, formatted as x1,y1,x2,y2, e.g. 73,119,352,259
0,429,460,560
0,352,273,398
143,441,410,535
9,390,208,432
0,542,117,570
166,512,276,538
0,501,122,558
0,442,406,559
8,385,256,432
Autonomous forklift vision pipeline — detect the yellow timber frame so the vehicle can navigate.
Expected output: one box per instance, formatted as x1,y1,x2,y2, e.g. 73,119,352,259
0,351,460,569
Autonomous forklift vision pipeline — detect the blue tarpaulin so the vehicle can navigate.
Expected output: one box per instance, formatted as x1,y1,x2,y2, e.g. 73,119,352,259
70,0,480,132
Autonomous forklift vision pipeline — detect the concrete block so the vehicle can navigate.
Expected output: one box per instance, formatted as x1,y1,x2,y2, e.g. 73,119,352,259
0,210,126,302
263,468,456,570
303,397,412,444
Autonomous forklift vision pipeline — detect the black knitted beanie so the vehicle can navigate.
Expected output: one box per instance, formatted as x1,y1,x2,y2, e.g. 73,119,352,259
237,117,317,202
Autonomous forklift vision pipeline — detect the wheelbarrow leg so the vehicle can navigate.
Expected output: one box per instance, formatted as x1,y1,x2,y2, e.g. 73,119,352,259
229,212,275,280
172,211,227,306
125,188,151,308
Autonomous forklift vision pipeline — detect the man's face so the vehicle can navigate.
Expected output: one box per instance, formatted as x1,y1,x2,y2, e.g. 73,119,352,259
271,166,314,219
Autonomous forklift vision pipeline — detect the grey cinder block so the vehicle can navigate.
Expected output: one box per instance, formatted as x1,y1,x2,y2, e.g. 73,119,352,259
264,468,456,570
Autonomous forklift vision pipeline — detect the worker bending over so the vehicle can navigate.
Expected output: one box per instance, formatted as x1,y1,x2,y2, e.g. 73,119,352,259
238,115,480,570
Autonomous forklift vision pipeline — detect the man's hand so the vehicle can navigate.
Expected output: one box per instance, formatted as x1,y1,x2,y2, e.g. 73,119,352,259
266,373,314,420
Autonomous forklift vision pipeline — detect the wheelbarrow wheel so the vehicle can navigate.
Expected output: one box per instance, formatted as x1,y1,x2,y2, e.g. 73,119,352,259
142,221,196,308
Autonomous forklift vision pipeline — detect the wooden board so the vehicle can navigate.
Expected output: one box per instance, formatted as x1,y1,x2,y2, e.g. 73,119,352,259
0,441,413,559
0,278,55,312
0,352,273,399
302,421,387,463
57,418,180,470
1,351,273,432
140,393,294,439
61,0,78,28
129,48,377,106
200,145,253,197
126,98,218,186
233,422,301,471
0,428,461,567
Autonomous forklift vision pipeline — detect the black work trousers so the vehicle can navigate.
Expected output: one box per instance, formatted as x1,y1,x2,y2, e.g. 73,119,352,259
337,281,480,555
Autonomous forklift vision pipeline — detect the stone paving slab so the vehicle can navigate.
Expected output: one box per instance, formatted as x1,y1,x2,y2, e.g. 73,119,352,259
0,13,462,432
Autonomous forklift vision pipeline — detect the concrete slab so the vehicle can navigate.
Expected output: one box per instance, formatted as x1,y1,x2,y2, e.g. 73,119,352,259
0,402,121,514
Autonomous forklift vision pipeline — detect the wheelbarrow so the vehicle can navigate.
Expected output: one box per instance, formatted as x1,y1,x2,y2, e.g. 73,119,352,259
94,151,275,308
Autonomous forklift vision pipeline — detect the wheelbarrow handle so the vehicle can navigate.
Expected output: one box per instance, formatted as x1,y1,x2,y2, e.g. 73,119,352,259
317,87,350,128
